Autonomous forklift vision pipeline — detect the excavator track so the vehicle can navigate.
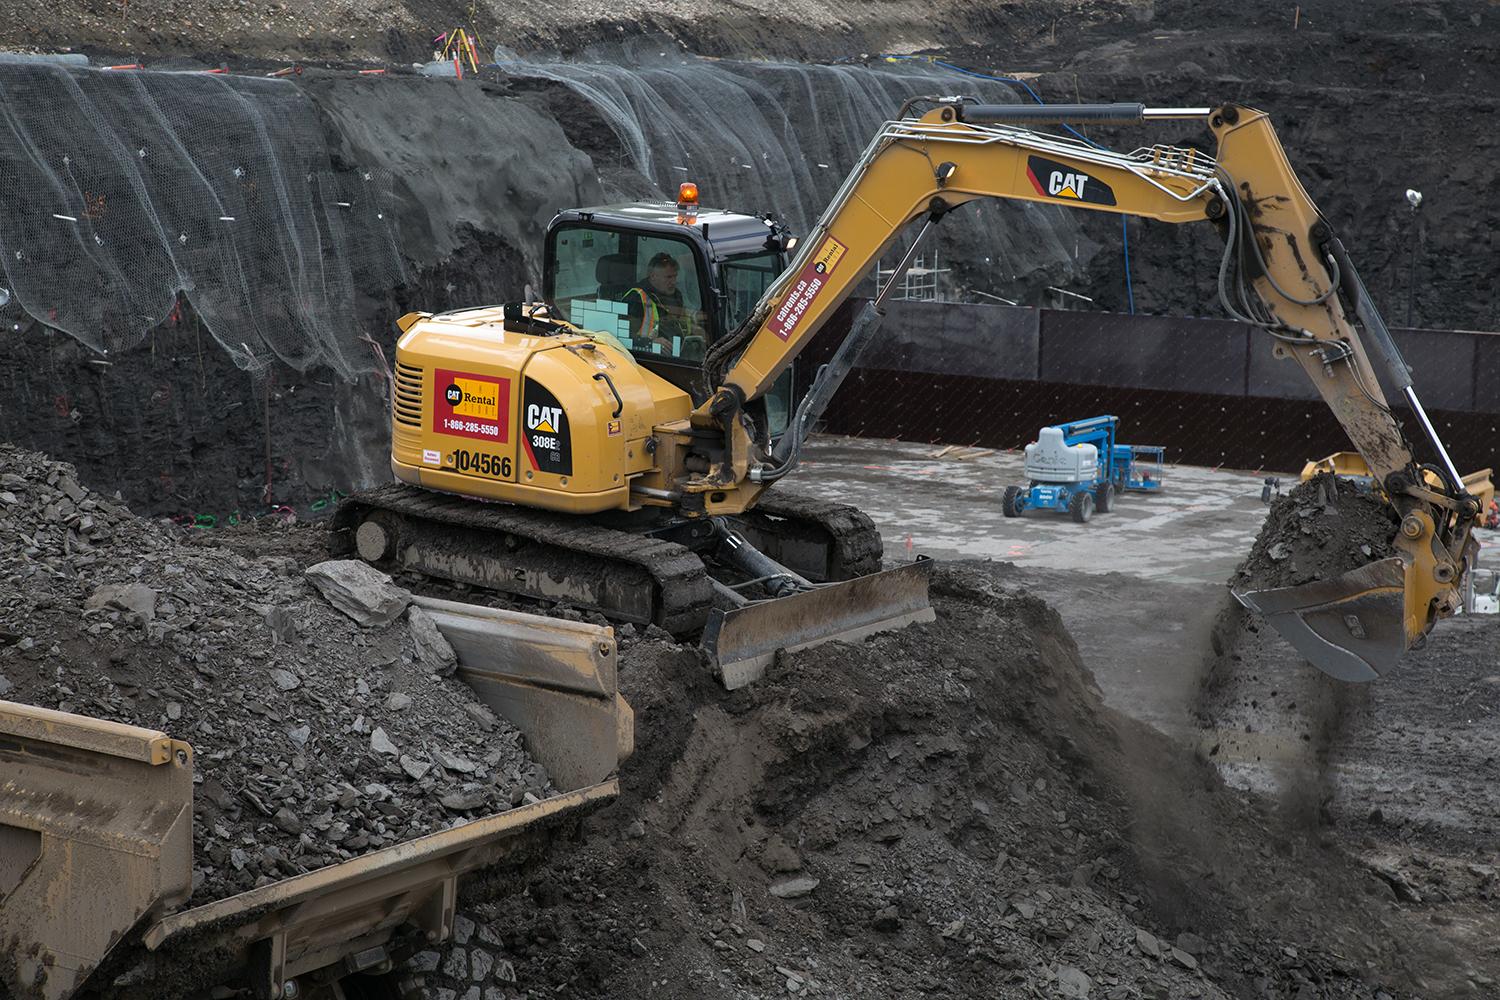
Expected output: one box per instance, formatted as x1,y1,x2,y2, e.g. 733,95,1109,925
331,483,714,635
730,489,885,581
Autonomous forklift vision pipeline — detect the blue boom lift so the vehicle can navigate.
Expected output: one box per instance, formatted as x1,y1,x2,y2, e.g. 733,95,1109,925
1002,415,1164,523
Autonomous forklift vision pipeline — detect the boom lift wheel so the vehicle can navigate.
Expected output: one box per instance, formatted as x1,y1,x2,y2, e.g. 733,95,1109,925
1002,485,1024,518
1069,491,1094,524
1094,482,1115,513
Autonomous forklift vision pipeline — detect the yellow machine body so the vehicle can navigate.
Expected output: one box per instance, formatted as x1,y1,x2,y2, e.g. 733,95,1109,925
1301,450,1494,512
391,306,691,515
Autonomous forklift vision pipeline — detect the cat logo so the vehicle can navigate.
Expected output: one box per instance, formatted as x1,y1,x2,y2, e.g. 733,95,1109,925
1048,171,1088,199
1025,155,1117,206
527,404,563,434
522,379,573,476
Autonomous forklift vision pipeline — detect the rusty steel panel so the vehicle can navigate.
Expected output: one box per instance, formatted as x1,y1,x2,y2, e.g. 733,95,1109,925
0,701,193,1000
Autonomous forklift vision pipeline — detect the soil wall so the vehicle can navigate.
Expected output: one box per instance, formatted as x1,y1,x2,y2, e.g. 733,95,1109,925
804,298,1500,474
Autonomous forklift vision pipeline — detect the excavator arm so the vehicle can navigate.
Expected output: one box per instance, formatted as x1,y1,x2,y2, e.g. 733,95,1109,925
689,100,1479,681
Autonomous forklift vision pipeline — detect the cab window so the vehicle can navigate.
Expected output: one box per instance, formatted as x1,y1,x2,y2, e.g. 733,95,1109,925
720,250,782,333
721,252,792,437
550,225,708,362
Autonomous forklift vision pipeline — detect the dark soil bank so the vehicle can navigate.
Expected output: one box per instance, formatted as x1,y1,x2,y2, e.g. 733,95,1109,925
392,563,1485,999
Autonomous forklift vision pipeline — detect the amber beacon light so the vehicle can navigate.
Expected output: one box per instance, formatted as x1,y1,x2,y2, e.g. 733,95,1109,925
676,181,700,223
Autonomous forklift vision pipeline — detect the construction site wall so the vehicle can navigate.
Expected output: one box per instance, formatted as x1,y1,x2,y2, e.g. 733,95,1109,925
807,299,1500,474
1,55,1497,513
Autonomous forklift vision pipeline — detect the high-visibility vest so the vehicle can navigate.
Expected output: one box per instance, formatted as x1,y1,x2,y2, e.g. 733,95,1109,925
628,286,693,342
627,286,661,340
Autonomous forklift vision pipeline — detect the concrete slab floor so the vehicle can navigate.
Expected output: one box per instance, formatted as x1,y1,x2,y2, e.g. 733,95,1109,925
787,434,1500,746
787,434,1279,587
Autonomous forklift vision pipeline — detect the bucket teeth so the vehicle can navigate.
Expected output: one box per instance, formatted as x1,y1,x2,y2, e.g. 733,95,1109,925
1233,557,1408,682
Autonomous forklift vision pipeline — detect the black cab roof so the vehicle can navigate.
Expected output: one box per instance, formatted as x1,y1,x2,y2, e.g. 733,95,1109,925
551,203,787,260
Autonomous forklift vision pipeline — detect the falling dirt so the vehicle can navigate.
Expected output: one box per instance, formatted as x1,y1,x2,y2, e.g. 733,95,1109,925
1196,475,1402,830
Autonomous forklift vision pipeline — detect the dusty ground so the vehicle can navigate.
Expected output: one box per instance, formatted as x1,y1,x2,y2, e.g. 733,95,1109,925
787,436,1275,586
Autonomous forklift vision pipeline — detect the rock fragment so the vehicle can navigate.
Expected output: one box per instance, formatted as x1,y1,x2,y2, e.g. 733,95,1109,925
1055,966,1092,998
265,606,298,643
305,559,411,626
270,669,301,692
370,727,399,755
85,583,157,621
440,785,489,812
769,877,820,899
409,605,458,675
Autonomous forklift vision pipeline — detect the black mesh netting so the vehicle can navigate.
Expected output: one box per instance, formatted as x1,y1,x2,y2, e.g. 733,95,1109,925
0,62,404,377
492,45,1096,302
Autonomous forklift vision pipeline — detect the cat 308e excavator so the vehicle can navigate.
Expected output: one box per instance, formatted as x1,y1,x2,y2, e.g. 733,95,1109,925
336,99,1480,685
20,98,1477,1000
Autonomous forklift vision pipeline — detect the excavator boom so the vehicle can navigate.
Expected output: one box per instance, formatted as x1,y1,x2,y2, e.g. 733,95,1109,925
693,100,1477,681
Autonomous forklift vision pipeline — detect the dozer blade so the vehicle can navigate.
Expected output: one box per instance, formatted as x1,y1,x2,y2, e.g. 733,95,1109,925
703,561,935,689
1233,557,1408,682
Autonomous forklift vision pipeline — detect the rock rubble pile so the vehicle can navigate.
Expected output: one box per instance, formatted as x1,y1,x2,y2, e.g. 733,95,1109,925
0,444,552,903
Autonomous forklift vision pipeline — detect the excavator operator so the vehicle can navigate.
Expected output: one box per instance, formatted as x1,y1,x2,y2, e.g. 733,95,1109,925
626,251,704,358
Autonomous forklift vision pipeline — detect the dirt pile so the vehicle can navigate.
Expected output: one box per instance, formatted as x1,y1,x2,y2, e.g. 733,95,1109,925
0,443,551,907
390,561,1458,999
1232,474,1399,591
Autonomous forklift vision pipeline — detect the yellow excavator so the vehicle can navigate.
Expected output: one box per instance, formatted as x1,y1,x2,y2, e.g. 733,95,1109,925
336,99,1481,684
21,98,1484,1000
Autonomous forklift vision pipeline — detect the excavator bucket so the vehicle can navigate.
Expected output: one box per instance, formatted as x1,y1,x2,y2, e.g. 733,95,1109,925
1234,557,1408,682
703,561,935,689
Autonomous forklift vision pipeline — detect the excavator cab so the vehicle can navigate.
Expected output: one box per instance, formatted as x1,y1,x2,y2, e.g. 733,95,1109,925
542,198,798,438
